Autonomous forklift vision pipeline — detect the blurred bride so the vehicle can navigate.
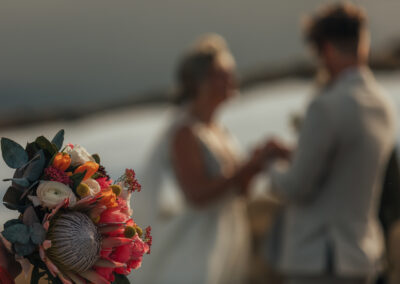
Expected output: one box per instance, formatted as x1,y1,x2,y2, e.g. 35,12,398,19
131,34,266,284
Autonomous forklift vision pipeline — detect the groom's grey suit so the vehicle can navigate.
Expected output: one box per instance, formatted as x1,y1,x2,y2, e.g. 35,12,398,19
267,67,397,283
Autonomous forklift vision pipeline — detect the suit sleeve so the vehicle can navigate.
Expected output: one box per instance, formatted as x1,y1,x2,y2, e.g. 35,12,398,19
270,99,336,202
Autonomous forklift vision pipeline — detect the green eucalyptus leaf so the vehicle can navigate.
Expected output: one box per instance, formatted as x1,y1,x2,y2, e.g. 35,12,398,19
30,266,48,284
22,206,40,226
13,164,26,179
3,202,28,213
1,138,29,169
70,171,86,191
112,273,131,284
92,154,101,164
19,180,39,201
25,142,40,160
14,241,36,256
30,266,40,284
3,186,25,210
2,223,30,244
3,177,30,187
23,150,46,182
51,129,65,151
35,136,57,156
3,219,22,229
30,223,46,245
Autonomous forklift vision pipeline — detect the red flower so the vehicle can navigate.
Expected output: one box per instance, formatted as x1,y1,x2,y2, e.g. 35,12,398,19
144,226,152,254
122,169,141,192
99,207,127,224
112,235,149,275
94,267,115,282
43,166,73,186
100,248,112,258
111,244,132,263
93,175,149,279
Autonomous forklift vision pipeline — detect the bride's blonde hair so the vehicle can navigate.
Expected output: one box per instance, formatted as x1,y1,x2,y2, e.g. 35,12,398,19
174,34,235,105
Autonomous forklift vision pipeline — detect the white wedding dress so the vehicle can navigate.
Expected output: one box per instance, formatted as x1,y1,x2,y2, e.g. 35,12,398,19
130,109,250,284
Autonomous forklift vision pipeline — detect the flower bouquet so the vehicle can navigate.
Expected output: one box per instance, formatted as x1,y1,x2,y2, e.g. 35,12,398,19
0,130,151,284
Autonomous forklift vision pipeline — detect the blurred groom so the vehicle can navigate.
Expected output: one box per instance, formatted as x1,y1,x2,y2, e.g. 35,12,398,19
265,3,397,284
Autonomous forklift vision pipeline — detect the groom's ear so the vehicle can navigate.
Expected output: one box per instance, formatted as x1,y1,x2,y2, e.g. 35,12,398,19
319,42,338,64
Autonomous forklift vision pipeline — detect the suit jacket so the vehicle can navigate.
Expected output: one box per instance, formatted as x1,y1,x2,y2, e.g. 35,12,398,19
379,149,400,237
267,67,397,277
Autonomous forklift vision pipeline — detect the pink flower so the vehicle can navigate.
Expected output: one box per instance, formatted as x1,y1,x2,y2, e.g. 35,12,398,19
96,177,112,190
116,198,131,216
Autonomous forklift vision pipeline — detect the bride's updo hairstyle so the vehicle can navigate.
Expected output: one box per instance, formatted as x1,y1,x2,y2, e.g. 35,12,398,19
174,34,235,105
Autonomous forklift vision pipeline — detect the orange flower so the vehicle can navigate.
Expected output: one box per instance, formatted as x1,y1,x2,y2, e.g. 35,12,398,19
52,153,71,172
74,161,99,180
98,188,118,208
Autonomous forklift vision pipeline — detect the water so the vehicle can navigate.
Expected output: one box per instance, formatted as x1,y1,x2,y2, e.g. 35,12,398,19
1,74,399,225
1,0,400,117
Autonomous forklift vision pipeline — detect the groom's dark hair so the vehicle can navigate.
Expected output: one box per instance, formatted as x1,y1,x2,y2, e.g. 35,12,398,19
304,2,367,55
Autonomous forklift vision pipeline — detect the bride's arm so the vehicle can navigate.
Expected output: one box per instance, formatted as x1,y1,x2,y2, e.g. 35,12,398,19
171,126,256,208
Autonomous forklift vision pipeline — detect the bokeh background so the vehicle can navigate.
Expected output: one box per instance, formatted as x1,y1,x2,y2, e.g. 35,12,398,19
1,0,400,126
0,0,399,282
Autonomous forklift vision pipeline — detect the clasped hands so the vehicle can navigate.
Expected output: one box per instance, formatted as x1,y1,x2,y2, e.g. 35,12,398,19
250,138,292,170
236,138,291,193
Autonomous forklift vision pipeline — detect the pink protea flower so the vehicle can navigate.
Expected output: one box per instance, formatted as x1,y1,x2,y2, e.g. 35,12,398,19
99,207,127,224
93,267,115,282
94,193,150,279
41,196,145,284
110,234,149,275
43,166,73,186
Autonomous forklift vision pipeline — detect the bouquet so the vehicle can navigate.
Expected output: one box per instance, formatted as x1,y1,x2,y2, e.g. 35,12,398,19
0,130,151,284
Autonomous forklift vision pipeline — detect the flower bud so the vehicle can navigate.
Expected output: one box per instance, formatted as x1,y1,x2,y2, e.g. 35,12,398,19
124,226,137,238
110,185,122,196
76,183,90,198
52,153,71,172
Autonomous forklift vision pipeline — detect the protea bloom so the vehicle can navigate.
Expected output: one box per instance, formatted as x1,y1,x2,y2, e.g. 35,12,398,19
38,185,150,284
46,211,101,273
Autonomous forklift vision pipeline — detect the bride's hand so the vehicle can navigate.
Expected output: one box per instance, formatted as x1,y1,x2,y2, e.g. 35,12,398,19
234,147,270,195
235,139,292,195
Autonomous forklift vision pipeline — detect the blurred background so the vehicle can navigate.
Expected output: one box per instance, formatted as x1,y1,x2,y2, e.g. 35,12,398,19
0,0,399,283
1,0,400,127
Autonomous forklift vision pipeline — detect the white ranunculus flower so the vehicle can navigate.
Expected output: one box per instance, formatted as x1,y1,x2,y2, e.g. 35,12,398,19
81,178,101,196
64,144,95,166
36,181,77,208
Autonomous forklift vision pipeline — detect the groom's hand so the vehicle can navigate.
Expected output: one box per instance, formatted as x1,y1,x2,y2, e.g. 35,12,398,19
262,139,292,162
